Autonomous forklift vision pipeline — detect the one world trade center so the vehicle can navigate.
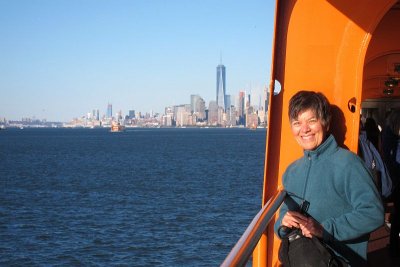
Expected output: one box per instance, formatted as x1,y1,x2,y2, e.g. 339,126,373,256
216,64,226,111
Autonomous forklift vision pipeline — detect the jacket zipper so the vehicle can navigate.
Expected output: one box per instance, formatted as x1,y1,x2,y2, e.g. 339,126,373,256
301,154,312,207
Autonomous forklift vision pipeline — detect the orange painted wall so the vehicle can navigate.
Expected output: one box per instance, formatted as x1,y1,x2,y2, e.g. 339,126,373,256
254,1,398,266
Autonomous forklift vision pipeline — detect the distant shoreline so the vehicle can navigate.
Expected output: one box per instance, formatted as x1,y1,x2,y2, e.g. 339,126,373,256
1,125,267,130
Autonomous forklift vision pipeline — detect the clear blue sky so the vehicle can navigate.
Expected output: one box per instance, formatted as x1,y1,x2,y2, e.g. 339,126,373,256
0,0,275,122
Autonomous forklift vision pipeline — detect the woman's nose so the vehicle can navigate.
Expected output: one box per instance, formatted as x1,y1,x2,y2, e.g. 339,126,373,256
300,123,310,132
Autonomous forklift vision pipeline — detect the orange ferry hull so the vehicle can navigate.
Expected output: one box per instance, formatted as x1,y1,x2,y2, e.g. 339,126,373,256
255,1,400,266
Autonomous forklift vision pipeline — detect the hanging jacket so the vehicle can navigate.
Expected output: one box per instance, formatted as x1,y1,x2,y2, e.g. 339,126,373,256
359,131,392,198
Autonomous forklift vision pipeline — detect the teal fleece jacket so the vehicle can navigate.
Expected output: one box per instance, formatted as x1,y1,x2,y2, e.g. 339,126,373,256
274,134,384,263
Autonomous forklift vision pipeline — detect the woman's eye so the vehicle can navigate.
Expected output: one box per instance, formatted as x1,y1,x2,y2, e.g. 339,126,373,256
292,121,300,127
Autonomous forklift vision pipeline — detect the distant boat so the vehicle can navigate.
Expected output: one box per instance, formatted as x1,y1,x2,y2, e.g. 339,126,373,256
110,123,125,132
249,124,257,130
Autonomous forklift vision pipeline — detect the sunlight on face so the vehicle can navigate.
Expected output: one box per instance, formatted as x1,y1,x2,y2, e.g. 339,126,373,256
290,109,327,151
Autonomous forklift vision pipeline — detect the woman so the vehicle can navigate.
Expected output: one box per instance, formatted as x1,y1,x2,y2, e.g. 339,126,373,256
274,91,384,266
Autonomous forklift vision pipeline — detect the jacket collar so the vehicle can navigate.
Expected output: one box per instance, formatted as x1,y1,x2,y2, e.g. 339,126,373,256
303,134,338,160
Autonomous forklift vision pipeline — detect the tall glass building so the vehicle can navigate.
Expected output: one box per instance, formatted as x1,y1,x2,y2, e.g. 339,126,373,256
216,64,226,111
238,91,245,125
107,103,112,118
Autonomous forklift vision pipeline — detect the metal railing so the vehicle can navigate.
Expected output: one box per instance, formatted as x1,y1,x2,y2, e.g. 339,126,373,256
221,190,286,267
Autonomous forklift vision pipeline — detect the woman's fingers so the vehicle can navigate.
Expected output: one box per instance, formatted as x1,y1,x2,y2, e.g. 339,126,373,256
282,213,324,238
282,211,307,228
300,217,324,238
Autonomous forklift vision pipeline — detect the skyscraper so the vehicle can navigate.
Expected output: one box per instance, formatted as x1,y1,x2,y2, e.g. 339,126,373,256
216,64,226,111
129,110,135,119
238,91,245,125
107,103,112,118
191,95,206,120
225,95,231,110
208,101,218,125
190,94,201,113
195,98,206,120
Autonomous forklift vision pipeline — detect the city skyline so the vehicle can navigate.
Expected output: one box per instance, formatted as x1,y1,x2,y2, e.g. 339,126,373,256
1,63,270,128
71,81,267,122
2,77,267,124
0,1,274,122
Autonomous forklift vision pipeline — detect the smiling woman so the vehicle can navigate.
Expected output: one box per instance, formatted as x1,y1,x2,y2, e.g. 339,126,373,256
274,90,384,266
290,109,326,151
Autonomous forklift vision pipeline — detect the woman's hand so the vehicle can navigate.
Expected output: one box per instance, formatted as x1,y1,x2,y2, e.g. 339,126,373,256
282,211,324,238
281,211,308,229
299,217,324,238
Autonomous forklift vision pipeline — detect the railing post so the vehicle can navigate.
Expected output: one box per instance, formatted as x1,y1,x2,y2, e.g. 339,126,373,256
252,233,268,267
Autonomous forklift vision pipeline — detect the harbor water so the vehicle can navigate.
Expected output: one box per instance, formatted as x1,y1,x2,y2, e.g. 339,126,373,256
0,128,266,266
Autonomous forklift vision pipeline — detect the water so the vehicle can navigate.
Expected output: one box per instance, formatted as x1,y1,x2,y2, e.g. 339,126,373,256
0,128,266,266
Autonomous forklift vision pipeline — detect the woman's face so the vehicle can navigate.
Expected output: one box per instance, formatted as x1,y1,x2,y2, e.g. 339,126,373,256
290,109,327,151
